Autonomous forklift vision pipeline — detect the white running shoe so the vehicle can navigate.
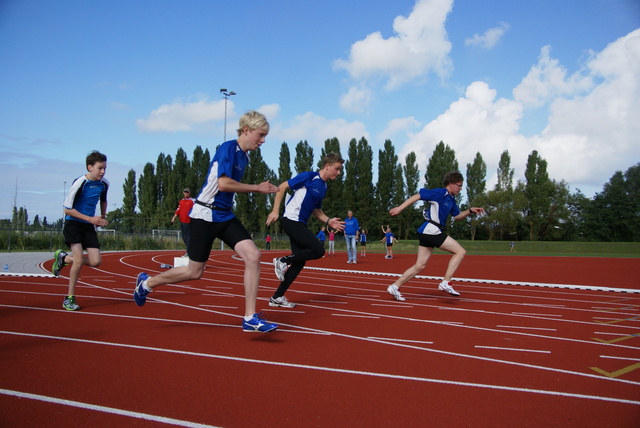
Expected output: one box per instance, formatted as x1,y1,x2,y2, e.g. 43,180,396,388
269,296,297,308
273,257,288,281
387,284,406,301
438,281,460,296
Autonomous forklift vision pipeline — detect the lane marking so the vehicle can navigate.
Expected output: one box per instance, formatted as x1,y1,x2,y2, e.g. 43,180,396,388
2,331,638,406
600,355,640,362
331,314,380,319
368,337,434,345
0,388,217,427
590,363,640,379
592,331,640,344
512,312,563,317
497,325,557,331
475,346,551,354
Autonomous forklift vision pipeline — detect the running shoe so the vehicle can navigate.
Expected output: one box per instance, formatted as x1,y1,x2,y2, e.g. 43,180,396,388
438,281,460,296
387,284,406,301
62,295,80,311
133,272,150,306
273,257,288,281
52,250,68,276
269,296,297,308
242,313,278,333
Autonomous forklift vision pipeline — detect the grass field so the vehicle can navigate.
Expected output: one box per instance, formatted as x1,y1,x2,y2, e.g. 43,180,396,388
355,240,640,258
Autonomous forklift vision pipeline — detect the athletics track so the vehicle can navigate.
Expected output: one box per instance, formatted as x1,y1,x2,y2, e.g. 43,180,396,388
0,250,639,427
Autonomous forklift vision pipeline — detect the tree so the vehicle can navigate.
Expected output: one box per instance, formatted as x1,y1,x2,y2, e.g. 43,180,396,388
342,138,358,213
376,139,398,234
354,137,374,230
318,137,344,222
424,141,458,189
277,142,292,185
190,145,211,192
122,169,137,233
294,140,314,174
465,152,487,240
523,150,555,240
138,162,157,231
237,148,275,233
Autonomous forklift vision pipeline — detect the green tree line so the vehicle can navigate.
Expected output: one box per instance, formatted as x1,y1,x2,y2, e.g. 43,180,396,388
6,139,639,243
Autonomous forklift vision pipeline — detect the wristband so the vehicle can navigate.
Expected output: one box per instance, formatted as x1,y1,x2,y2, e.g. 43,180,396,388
326,218,331,229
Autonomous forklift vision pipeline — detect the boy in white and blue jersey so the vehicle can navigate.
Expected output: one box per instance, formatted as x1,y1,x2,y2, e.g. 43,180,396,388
52,150,109,311
266,153,346,308
133,111,280,333
386,171,485,300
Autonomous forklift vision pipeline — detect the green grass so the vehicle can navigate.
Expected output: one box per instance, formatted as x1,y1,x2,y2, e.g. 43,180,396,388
356,240,640,258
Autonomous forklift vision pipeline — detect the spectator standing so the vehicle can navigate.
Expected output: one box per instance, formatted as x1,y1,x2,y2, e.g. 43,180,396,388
344,210,359,264
171,188,195,256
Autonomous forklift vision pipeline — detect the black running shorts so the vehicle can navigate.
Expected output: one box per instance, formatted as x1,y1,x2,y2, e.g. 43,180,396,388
418,232,447,249
63,220,101,249
188,217,251,263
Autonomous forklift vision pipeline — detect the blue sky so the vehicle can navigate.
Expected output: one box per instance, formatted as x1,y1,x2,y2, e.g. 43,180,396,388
1,0,639,223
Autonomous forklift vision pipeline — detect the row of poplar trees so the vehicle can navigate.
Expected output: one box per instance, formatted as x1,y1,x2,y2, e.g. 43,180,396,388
107,137,639,242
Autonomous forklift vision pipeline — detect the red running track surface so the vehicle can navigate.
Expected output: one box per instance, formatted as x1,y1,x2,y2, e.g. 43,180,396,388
1,250,639,427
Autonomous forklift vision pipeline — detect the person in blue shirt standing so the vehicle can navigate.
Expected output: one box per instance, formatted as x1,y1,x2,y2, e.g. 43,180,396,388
381,225,399,259
386,171,485,300
344,210,359,264
133,111,279,333
267,153,346,308
359,227,368,257
52,150,109,311
316,227,326,250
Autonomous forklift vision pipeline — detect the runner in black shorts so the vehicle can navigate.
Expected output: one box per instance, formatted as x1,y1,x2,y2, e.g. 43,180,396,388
133,111,280,333
52,150,109,311
385,171,485,301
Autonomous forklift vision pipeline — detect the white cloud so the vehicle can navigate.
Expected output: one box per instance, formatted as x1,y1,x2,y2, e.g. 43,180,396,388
339,85,373,114
136,98,226,132
333,0,453,89
271,112,369,152
398,29,640,197
400,81,526,190
379,116,422,142
256,104,281,122
539,29,640,187
513,45,593,108
464,22,510,50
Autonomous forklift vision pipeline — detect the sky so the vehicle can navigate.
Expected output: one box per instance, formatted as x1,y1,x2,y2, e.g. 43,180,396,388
1,0,639,223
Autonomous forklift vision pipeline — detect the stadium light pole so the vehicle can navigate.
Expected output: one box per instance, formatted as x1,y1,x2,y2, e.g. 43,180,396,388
220,88,236,142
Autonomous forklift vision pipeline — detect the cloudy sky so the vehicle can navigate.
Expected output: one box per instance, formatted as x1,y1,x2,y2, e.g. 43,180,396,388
1,0,639,222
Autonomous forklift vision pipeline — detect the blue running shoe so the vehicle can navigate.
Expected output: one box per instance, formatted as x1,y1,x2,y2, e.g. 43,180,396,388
242,312,278,333
133,272,150,306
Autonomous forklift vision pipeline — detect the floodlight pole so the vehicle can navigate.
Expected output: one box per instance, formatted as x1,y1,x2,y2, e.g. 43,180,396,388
219,89,236,142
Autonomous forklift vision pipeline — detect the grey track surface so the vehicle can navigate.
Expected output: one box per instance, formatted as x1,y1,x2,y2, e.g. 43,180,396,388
0,252,54,276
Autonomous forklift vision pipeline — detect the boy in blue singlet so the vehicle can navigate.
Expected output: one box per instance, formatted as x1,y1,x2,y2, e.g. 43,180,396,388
132,111,280,333
266,153,346,308
386,171,485,300
52,150,109,311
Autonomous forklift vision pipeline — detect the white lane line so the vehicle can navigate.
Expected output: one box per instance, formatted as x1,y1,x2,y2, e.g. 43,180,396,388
369,337,434,345
0,388,217,427
599,355,640,362
331,314,380,319
497,325,557,331
512,312,563,317
475,346,551,354
310,300,347,304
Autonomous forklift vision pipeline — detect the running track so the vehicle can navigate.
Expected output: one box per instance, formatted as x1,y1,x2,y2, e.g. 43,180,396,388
1,251,639,427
